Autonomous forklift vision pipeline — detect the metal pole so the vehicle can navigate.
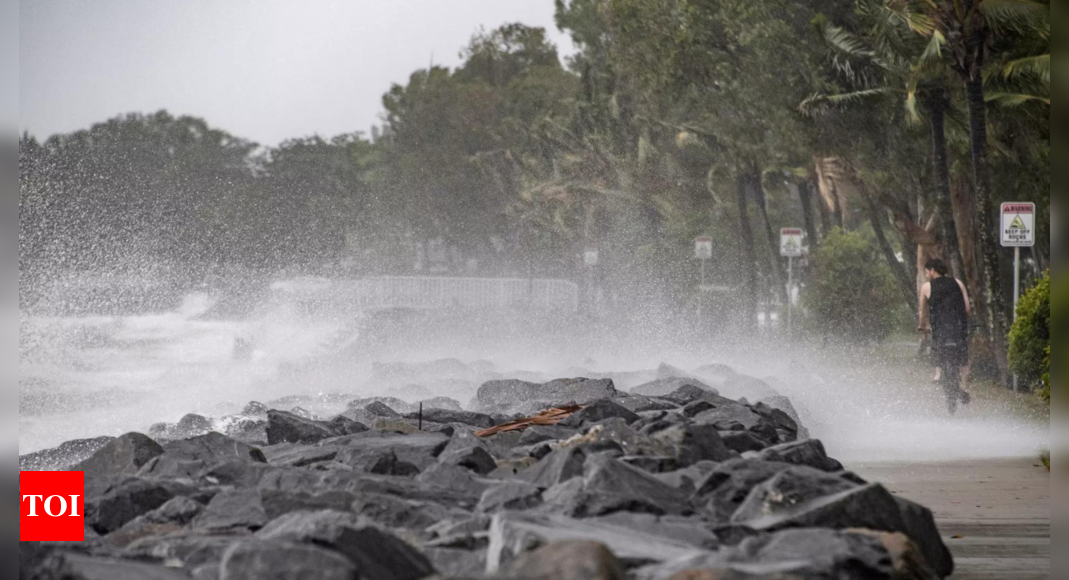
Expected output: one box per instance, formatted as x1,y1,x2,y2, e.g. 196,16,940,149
786,256,793,338
1013,247,1020,392
699,259,705,320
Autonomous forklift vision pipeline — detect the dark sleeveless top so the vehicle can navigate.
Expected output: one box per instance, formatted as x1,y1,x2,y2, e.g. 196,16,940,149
929,276,968,344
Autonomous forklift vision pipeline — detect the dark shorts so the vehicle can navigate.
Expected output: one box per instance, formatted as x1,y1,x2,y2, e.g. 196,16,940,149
932,340,969,368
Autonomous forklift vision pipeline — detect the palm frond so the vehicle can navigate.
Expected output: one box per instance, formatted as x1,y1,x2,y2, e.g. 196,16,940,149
985,91,1050,107
999,54,1050,84
979,0,1050,36
799,88,896,115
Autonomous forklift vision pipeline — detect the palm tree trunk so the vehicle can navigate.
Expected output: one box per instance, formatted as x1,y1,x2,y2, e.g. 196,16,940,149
736,172,758,332
859,182,917,314
963,45,1010,381
929,95,965,281
752,172,788,307
798,181,820,250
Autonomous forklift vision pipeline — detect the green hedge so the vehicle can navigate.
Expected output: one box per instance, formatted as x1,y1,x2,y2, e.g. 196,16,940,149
804,229,903,342
1008,270,1050,396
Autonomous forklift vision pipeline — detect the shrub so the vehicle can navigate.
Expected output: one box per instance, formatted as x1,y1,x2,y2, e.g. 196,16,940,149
1008,270,1050,393
804,229,904,342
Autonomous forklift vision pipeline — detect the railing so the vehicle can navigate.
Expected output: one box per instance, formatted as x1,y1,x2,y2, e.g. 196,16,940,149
270,276,579,313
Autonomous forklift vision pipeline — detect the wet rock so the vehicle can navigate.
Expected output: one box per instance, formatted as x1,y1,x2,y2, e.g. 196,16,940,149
719,373,780,401
327,414,370,436
266,410,337,445
420,396,465,411
737,483,952,578
260,489,356,520
422,547,488,577
72,433,164,478
223,418,268,444
543,453,691,517
517,424,579,445
85,477,185,534
365,401,402,418
19,436,115,471
219,539,356,580
475,377,620,413
723,527,895,579
262,443,340,468
499,540,628,580
33,552,190,580
692,459,796,522
332,431,450,472
517,446,587,489
650,423,737,466
439,441,498,475
175,414,214,438
631,377,717,398
478,480,543,512
114,496,204,540
257,510,434,580
559,398,641,427
731,466,859,523
720,431,768,454
193,489,267,530
138,432,266,480
404,408,495,429
654,462,718,494
617,395,681,413
347,396,413,414
591,512,719,550
241,401,268,417
750,439,843,473
487,511,711,571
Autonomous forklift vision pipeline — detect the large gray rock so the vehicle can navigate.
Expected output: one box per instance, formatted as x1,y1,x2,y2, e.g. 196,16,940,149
487,511,712,572
20,436,115,471
750,439,843,472
219,539,356,580
498,540,628,580
517,446,587,489
543,454,691,517
332,431,449,471
438,432,498,475
650,423,737,466
736,483,953,578
637,528,897,580
72,433,164,478
631,377,717,398
266,410,338,445
692,459,797,522
517,425,579,445
475,377,620,413
33,552,190,580
559,398,641,427
193,489,268,530
137,432,266,479
731,466,859,523
256,510,434,580
351,492,459,531
478,480,544,513
84,477,189,534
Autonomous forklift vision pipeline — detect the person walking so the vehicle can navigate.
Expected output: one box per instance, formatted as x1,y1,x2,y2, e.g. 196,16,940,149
918,258,972,404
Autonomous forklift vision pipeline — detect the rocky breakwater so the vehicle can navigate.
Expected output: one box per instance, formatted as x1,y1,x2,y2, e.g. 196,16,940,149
20,373,952,580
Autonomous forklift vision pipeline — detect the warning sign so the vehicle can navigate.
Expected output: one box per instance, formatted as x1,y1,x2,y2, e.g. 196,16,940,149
780,228,804,257
695,235,713,260
1000,202,1035,247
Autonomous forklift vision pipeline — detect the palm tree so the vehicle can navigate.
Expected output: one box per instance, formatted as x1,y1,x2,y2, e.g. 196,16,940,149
800,5,967,282
895,0,1049,377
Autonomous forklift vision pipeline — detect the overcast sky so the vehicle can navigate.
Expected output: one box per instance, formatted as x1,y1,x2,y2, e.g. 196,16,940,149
20,0,575,145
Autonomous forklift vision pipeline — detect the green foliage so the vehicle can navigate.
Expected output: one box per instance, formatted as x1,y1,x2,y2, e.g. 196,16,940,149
1008,270,1050,392
803,229,903,342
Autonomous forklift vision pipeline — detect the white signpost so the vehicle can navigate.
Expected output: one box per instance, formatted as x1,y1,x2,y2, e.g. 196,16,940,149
780,228,804,337
1001,202,1035,392
695,235,713,318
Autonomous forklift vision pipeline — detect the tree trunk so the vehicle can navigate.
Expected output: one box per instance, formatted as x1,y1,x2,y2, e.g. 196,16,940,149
736,172,758,332
929,95,965,281
798,181,820,250
859,182,918,314
752,171,788,307
962,42,1010,381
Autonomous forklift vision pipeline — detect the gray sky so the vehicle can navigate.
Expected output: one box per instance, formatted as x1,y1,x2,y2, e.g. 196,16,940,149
20,0,575,146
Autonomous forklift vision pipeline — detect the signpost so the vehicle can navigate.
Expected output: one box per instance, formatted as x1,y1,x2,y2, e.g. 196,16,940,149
780,228,804,337
695,236,713,319
1001,202,1035,392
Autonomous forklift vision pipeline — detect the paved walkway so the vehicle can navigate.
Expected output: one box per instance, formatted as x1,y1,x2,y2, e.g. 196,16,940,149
854,457,1049,579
